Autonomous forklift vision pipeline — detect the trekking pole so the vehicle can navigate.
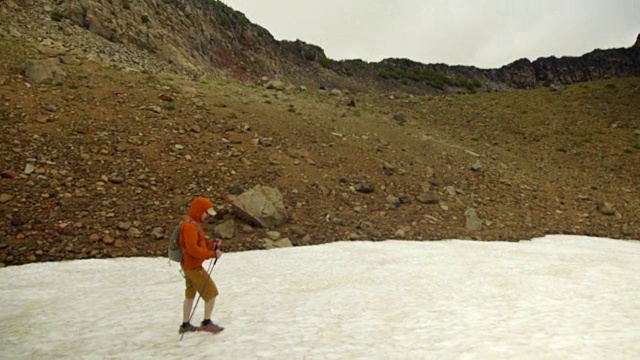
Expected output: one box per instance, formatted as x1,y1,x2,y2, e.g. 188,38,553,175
180,247,219,341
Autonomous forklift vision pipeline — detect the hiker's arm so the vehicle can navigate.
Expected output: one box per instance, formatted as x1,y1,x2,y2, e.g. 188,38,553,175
183,224,214,259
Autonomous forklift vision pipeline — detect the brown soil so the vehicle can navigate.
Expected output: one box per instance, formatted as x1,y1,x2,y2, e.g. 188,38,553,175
1,33,639,267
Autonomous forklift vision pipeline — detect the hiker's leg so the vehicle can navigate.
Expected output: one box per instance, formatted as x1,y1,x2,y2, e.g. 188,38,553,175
204,297,216,320
183,269,197,323
183,297,195,323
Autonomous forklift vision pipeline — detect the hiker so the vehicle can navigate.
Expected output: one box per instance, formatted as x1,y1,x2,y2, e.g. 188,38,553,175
178,196,224,334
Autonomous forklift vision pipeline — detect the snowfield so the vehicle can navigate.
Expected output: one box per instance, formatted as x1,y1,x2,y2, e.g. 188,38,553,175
1,235,639,359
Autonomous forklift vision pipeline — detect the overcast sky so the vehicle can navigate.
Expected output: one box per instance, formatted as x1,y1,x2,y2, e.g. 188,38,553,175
221,0,639,69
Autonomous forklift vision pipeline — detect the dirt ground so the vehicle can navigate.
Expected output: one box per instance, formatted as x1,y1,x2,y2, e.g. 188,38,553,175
1,33,639,267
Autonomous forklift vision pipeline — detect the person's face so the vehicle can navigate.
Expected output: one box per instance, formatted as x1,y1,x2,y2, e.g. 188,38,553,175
201,211,210,222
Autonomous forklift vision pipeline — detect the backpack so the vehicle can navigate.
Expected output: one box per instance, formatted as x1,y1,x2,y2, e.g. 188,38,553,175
167,219,197,263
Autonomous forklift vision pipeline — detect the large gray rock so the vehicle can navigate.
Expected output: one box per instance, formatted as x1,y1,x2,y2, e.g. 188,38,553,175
24,58,66,84
265,80,285,91
214,219,236,239
232,185,289,228
465,208,483,231
263,237,293,249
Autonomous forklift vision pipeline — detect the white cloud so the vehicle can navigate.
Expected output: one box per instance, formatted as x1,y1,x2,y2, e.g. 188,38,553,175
222,0,639,68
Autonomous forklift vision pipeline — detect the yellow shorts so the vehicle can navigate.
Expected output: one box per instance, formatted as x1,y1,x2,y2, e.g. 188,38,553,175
183,267,219,301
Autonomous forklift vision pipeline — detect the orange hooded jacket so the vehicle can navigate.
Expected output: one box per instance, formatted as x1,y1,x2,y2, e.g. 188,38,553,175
179,197,216,269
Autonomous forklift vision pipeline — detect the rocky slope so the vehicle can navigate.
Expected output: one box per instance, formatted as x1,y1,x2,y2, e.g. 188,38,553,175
0,0,639,267
2,0,638,94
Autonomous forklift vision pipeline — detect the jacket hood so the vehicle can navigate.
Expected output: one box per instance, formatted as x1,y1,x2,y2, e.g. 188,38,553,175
188,197,213,222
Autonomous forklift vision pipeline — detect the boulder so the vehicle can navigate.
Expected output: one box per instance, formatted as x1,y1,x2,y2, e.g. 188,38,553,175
263,237,293,249
232,185,289,228
265,80,285,91
596,201,616,216
465,208,483,231
24,58,66,84
214,219,236,239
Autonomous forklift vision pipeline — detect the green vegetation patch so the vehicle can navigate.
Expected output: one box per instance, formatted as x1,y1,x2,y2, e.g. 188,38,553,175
377,64,481,91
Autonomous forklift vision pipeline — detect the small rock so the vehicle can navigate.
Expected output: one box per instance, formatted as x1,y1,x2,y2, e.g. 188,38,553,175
465,208,483,231
634,130,640,136
109,176,124,184
596,201,616,216
386,195,401,207
355,182,374,194
148,106,162,114
11,217,24,227
128,227,142,238
358,221,382,238
192,98,205,107
301,234,312,245
417,192,439,205
393,112,407,123
446,186,457,196
289,225,306,237
258,138,273,147
383,162,396,172
117,222,132,231
24,163,35,175
151,227,164,240
0,193,14,203
228,185,244,195
59,55,81,65
394,229,406,238
42,103,57,112
265,80,285,91
159,93,173,102
263,237,293,249
103,235,115,245
181,87,197,98
398,195,412,204
266,231,281,240
1,170,17,179
470,161,483,172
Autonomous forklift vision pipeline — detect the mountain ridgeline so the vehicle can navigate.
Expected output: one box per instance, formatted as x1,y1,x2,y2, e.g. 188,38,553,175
6,0,638,93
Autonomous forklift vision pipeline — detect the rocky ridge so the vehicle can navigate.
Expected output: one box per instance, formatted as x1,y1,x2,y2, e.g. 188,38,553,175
2,0,638,94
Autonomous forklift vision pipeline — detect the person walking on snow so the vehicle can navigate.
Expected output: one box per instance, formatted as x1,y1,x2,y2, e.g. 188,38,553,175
178,196,224,334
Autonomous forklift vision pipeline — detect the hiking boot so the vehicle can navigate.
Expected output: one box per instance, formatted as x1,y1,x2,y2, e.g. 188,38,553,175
200,319,224,333
178,322,199,334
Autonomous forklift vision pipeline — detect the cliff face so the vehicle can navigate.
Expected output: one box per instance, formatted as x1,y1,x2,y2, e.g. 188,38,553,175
56,0,287,79
488,47,640,89
5,0,638,93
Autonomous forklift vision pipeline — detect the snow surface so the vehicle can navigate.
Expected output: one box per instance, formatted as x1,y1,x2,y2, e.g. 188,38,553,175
1,235,639,359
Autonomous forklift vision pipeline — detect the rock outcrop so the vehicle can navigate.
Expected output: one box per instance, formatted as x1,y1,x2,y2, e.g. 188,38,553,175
5,1,637,94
